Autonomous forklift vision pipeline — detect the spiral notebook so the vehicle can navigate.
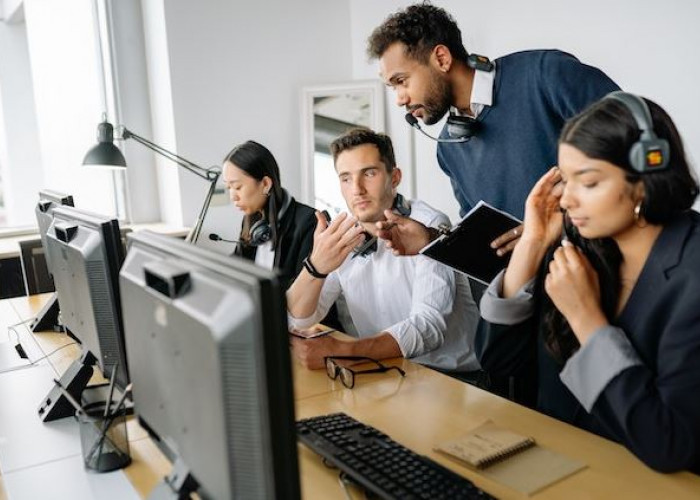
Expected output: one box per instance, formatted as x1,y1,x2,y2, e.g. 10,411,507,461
435,421,586,495
436,421,535,469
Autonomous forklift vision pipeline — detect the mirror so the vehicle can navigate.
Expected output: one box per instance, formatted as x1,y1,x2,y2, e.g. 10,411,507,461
300,81,385,214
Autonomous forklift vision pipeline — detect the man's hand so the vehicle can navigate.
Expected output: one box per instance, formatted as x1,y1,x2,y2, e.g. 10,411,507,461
309,212,365,274
375,209,431,256
490,224,523,257
291,335,343,370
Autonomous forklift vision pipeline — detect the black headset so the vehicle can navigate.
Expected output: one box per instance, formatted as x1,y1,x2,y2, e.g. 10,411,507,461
352,193,411,258
605,91,670,173
405,53,493,143
248,190,292,246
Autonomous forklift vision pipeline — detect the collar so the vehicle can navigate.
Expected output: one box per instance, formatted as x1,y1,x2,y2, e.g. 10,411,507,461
454,63,496,118
646,212,698,277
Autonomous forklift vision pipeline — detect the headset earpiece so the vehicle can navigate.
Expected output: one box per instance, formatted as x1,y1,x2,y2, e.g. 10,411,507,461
392,193,411,217
467,53,494,72
605,91,670,173
446,115,481,140
247,190,293,246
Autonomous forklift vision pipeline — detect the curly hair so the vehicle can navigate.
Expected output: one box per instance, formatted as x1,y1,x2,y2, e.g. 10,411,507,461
367,2,469,64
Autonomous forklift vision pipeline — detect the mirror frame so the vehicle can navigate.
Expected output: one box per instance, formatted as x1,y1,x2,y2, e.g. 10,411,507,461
300,80,385,205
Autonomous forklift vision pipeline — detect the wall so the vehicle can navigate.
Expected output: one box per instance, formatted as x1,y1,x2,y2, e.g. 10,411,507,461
350,0,700,222
142,0,354,250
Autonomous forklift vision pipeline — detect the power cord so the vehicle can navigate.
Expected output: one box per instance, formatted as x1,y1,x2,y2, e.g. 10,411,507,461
5,318,74,376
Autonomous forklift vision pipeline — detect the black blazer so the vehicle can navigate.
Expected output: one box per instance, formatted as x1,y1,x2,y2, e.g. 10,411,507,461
476,211,700,473
235,198,316,290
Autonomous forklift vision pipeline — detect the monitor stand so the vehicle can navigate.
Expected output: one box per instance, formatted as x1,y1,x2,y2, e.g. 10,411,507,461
148,458,199,500
37,349,96,422
30,293,62,333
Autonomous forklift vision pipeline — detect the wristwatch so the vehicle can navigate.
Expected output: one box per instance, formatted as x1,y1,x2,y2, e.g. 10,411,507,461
427,222,451,242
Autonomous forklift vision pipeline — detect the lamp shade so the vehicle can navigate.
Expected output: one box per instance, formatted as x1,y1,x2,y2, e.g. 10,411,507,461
83,121,127,168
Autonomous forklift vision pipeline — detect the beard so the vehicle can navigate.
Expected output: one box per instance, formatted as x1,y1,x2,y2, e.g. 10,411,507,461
420,71,452,125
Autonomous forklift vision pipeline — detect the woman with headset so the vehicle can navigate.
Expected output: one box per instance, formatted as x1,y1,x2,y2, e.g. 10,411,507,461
222,140,317,290
476,92,700,473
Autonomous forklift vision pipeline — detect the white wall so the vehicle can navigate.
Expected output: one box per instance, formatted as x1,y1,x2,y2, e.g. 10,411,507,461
350,0,700,222
141,0,354,250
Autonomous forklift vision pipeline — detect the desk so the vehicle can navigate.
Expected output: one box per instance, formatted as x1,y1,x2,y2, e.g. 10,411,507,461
2,295,700,499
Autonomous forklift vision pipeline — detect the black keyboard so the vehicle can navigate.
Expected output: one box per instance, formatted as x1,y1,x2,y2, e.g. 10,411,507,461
296,412,497,500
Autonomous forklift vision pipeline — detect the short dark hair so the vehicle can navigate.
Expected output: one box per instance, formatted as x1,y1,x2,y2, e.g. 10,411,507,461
330,128,396,173
560,96,698,224
367,2,469,64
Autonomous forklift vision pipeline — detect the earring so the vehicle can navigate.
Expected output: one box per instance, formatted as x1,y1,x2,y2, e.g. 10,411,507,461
634,201,647,228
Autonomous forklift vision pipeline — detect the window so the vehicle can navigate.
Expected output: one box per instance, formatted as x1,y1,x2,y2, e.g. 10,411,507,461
0,0,126,233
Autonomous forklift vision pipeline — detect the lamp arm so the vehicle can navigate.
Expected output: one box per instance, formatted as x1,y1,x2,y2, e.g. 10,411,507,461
120,128,217,181
186,169,221,244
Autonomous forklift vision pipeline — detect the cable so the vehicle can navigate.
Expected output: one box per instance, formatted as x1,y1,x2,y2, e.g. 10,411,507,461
0,339,77,375
7,318,73,377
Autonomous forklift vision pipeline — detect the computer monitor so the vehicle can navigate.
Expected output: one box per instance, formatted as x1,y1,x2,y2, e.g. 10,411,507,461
37,205,129,422
120,230,300,500
29,190,75,332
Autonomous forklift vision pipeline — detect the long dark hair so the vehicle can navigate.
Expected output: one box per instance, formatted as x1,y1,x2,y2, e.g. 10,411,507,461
542,96,698,363
222,140,285,248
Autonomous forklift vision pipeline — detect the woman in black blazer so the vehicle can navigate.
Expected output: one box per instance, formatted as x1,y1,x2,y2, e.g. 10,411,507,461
476,92,700,473
222,140,316,290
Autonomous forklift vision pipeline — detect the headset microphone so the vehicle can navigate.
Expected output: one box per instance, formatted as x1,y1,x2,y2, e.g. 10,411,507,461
404,113,473,143
209,233,240,244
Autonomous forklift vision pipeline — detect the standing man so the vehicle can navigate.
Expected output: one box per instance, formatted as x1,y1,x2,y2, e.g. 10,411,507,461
367,2,619,256
287,128,480,379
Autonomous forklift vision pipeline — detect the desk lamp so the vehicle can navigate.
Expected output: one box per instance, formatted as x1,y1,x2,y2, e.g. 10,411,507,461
83,120,220,244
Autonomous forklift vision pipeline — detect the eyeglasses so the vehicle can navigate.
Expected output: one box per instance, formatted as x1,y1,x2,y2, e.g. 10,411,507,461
324,356,406,389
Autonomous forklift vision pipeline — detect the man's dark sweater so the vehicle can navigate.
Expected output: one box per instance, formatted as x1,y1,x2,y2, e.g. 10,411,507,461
437,50,619,219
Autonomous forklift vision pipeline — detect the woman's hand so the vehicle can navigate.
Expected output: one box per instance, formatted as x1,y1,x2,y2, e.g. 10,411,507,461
545,243,608,344
522,166,565,249
502,167,564,297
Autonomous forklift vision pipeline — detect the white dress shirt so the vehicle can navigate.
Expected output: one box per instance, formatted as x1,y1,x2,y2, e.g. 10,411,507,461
288,199,480,372
254,240,275,270
454,63,496,118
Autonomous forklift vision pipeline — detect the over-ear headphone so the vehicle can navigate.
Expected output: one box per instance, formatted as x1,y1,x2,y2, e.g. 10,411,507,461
352,194,412,258
445,114,481,141
248,190,292,246
467,53,494,72
605,91,670,173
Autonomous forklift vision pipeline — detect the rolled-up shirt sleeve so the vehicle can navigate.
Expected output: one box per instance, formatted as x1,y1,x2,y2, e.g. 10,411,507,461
384,255,454,358
560,325,642,411
287,272,342,331
479,270,537,325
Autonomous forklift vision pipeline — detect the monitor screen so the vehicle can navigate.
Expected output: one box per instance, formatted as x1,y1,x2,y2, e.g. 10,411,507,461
44,205,128,390
120,230,300,500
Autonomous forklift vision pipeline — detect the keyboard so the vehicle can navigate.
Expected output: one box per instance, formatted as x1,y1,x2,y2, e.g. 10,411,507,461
296,412,497,500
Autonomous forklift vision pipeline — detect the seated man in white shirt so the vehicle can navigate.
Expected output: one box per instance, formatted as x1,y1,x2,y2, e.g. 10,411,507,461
287,128,480,377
